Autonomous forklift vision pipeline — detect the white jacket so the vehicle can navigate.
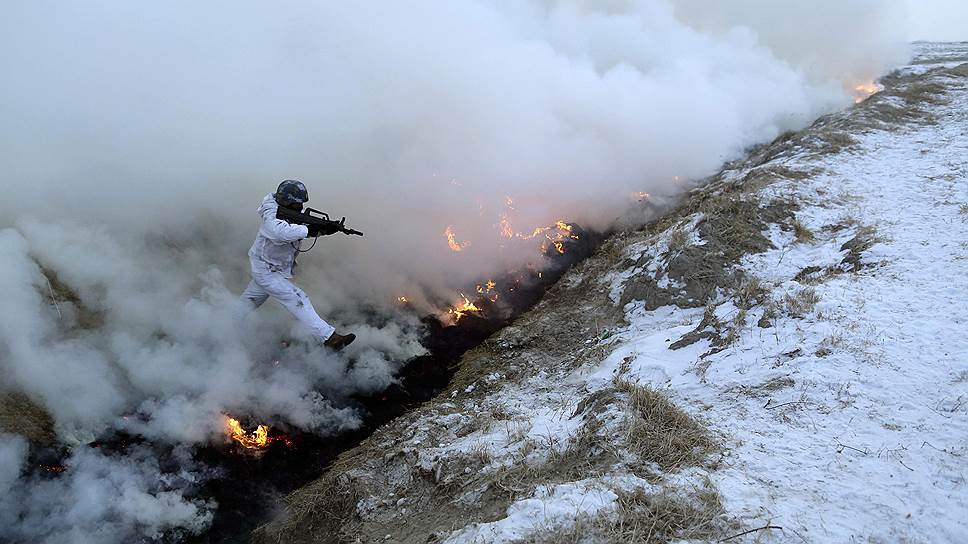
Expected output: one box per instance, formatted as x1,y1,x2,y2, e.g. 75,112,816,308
247,193,309,276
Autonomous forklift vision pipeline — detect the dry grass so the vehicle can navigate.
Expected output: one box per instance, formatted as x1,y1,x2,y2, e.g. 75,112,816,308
840,225,881,272
721,308,748,347
793,219,815,244
734,276,768,310
485,415,617,502
820,130,858,152
622,168,797,313
0,390,56,445
615,382,717,471
794,265,835,286
815,334,847,358
783,287,821,318
725,165,814,195
488,403,513,421
736,377,796,399
757,300,778,328
695,194,775,260
532,484,727,544
252,466,360,544
668,301,722,351
666,227,689,254
893,79,949,106
39,267,103,329
671,282,765,355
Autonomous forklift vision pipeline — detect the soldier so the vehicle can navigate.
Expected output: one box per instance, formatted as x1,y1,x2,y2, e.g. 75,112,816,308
237,180,356,350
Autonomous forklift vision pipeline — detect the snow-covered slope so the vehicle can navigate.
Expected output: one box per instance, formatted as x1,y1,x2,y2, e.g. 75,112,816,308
603,47,968,541
256,44,968,544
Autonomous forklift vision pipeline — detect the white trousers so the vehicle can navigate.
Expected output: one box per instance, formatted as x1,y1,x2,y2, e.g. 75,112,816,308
237,260,336,341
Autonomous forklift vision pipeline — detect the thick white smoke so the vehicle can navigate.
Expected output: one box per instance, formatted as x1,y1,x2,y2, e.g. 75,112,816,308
0,0,908,541
1,433,213,543
0,1,908,306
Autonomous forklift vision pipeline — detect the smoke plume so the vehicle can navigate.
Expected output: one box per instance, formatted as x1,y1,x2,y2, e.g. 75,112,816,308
0,0,908,541
1,433,213,543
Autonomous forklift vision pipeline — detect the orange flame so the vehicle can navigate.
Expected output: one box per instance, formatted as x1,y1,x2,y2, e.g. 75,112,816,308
852,82,882,103
485,195,581,254
499,214,514,239
476,280,499,302
555,221,575,235
448,292,482,322
534,221,579,254
517,226,550,240
226,416,269,449
476,279,497,294
445,225,470,252
398,296,409,304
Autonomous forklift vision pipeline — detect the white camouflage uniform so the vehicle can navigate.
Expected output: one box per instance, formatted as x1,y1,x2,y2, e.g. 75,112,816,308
236,193,336,340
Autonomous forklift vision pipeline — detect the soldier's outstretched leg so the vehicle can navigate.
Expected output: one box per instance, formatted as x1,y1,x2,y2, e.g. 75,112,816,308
249,264,340,343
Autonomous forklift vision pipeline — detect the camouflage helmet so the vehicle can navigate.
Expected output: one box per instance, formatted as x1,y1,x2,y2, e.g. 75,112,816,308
275,179,309,205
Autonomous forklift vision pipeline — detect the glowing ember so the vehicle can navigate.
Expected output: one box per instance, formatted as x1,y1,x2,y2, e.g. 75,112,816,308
476,279,499,302
476,279,497,294
473,195,583,255
498,214,514,239
517,226,550,240
632,191,651,201
852,82,883,103
535,221,579,255
555,221,574,234
445,225,470,252
447,217,579,255
398,295,409,304
226,416,269,449
448,292,482,322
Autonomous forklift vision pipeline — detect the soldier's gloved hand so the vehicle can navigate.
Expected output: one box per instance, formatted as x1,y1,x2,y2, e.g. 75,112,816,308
321,223,340,236
307,224,323,237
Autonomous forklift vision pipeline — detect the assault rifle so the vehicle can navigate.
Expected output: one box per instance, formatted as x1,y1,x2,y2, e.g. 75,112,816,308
276,206,364,237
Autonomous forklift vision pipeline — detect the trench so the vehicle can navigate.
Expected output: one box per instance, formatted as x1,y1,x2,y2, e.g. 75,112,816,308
27,227,605,544
196,229,604,542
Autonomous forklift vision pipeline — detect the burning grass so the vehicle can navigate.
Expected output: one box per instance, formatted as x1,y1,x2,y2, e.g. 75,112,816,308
225,416,270,449
445,194,581,259
842,65,957,130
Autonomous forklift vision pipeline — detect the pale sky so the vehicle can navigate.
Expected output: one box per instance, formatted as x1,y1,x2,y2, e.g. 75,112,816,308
906,0,968,41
